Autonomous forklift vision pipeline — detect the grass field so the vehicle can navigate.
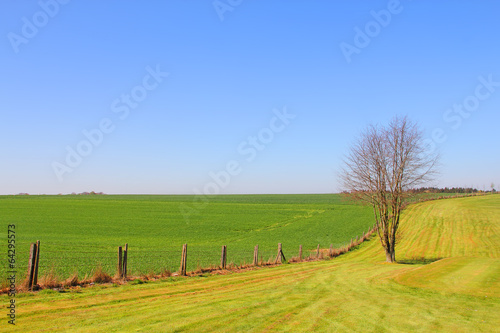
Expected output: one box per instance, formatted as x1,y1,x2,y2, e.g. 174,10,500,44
0,194,374,280
2,194,498,332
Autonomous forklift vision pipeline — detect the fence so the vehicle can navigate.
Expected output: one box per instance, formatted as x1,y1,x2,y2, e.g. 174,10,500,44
2,223,378,290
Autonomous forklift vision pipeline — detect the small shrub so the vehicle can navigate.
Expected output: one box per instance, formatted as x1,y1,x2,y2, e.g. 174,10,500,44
39,269,61,289
160,268,172,278
91,266,112,284
63,273,79,287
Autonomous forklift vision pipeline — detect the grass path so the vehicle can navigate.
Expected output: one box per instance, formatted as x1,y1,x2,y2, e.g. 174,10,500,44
2,195,499,332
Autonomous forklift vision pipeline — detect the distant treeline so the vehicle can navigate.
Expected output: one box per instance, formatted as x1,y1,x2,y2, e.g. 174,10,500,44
15,191,106,196
70,191,106,195
409,187,485,193
342,186,486,195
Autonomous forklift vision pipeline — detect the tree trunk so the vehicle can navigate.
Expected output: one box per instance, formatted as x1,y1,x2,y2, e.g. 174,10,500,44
385,242,396,263
385,250,393,263
385,247,396,263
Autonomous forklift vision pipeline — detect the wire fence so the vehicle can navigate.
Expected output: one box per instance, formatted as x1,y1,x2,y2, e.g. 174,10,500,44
19,245,294,278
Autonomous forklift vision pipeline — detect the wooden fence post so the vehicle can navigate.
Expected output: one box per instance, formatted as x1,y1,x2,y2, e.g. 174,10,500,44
299,245,303,261
33,240,40,287
117,246,123,277
316,244,320,259
180,244,187,276
27,242,36,290
253,245,259,266
275,243,286,264
221,245,227,269
275,243,282,264
122,243,128,279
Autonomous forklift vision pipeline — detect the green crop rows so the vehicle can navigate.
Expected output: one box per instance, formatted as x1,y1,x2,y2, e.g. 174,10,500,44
1,194,376,280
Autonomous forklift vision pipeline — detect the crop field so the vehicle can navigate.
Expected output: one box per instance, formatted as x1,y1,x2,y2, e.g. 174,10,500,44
2,194,498,332
0,194,375,281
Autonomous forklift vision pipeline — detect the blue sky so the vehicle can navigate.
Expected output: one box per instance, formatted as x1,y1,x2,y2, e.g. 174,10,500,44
1,0,499,195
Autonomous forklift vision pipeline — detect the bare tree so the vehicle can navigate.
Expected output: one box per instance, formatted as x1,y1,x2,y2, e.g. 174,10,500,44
339,116,438,263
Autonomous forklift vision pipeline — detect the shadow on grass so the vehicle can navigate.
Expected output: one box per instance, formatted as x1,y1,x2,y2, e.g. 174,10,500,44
397,257,443,265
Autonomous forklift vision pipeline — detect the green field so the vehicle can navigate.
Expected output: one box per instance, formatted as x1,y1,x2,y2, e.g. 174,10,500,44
0,194,374,280
2,194,498,332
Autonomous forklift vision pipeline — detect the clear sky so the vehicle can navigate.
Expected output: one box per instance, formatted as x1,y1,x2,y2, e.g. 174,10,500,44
1,0,499,195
